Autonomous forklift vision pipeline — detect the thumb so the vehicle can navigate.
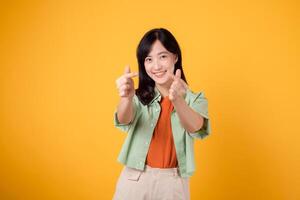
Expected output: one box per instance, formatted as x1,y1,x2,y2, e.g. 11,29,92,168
124,65,131,74
175,69,181,79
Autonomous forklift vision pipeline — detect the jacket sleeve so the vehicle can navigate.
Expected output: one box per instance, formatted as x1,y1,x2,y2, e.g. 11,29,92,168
113,95,140,133
187,91,211,139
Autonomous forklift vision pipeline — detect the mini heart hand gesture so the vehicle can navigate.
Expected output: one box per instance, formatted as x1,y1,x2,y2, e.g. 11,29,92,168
115,65,138,98
168,69,188,102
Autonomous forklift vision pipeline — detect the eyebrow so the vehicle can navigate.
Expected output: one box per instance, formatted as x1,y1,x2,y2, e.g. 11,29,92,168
146,51,169,57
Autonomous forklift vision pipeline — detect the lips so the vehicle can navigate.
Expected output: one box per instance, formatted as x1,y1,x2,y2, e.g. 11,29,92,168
153,70,167,78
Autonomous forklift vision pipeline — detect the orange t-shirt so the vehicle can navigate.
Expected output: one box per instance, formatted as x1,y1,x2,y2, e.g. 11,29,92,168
145,95,178,168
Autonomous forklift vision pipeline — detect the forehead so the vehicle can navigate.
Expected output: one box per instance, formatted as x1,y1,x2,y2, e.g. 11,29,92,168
147,40,170,56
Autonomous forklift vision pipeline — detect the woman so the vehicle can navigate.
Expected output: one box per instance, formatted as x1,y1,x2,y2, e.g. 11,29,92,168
113,28,211,200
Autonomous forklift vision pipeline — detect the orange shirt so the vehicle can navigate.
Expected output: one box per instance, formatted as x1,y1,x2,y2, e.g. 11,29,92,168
145,95,178,168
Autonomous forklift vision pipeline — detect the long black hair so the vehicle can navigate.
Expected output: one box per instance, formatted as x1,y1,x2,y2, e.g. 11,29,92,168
135,28,188,105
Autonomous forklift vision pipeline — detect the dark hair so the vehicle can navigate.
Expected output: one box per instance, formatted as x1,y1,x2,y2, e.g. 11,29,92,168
135,28,188,105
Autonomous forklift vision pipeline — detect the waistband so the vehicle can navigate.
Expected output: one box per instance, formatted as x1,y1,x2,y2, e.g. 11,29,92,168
144,164,180,177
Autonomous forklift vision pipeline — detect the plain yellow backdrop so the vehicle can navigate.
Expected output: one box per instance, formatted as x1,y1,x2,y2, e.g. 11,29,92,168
0,0,299,199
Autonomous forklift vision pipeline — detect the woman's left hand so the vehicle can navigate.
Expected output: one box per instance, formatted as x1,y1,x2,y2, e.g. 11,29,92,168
169,69,188,102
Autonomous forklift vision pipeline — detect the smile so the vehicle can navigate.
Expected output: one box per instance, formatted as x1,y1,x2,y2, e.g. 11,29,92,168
153,70,167,78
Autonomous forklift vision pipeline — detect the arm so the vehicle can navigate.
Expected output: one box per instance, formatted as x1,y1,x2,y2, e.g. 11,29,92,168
116,97,135,125
168,69,205,133
172,97,204,133
115,65,138,125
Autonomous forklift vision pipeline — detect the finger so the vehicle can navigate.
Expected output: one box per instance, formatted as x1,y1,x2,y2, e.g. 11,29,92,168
169,88,175,96
120,84,130,92
119,90,126,97
175,69,181,79
180,79,188,89
120,89,130,97
169,93,174,101
170,82,177,90
169,88,175,100
179,87,187,95
116,78,127,88
124,65,131,74
124,72,138,79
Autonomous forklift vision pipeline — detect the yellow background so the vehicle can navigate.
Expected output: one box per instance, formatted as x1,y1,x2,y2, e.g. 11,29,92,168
0,0,299,199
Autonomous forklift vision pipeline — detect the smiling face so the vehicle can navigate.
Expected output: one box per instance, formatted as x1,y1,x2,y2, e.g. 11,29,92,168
144,40,178,88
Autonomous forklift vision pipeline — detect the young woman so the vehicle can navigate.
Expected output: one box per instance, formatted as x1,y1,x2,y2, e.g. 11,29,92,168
113,28,211,200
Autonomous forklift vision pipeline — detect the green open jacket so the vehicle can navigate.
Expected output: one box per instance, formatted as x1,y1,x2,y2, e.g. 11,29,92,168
113,87,211,178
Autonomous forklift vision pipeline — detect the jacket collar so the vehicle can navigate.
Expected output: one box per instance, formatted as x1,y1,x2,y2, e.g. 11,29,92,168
149,86,189,105
149,86,162,105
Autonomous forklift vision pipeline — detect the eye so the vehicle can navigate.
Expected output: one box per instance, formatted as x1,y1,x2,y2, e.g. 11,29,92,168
145,57,152,62
160,54,168,59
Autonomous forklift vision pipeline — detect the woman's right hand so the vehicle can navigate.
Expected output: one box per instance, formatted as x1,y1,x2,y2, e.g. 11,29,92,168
115,65,138,99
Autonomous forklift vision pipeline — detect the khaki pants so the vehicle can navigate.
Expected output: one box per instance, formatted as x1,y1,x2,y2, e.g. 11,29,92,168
112,165,190,200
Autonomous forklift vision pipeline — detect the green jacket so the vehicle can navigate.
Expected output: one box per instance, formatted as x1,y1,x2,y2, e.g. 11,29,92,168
113,87,211,177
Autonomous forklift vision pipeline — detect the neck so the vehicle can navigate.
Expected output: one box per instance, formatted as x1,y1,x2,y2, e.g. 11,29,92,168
155,80,172,97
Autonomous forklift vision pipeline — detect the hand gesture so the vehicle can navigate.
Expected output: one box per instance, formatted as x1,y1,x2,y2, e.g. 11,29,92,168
115,65,138,99
169,69,188,101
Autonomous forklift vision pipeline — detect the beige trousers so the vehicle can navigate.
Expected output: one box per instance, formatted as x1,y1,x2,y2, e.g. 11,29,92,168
112,165,190,200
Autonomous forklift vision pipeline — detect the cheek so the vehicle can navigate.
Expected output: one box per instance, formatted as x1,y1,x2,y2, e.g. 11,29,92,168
165,60,175,68
144,65,152,77
168,64,175,73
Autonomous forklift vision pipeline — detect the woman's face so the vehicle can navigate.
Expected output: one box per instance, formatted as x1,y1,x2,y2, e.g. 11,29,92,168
144,40,178,87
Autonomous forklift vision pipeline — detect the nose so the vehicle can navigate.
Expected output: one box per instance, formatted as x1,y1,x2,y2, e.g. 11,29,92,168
153,58,162,70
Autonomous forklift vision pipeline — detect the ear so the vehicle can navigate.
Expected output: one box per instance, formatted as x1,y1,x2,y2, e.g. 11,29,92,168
174,54,178,63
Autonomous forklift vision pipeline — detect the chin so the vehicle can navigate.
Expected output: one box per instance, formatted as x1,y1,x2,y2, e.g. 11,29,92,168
153,77,170,86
